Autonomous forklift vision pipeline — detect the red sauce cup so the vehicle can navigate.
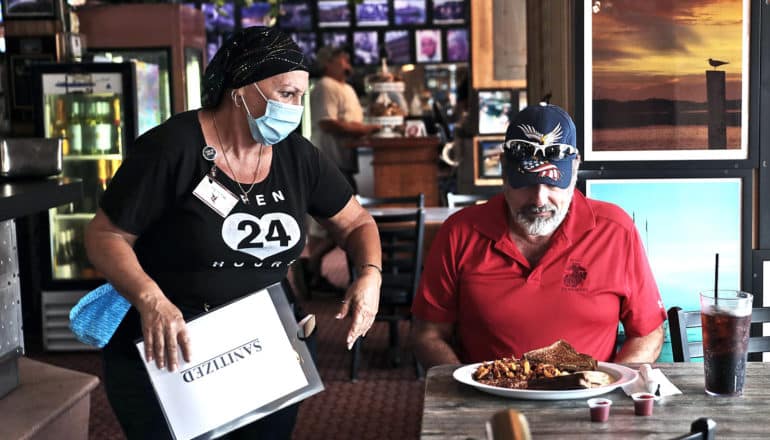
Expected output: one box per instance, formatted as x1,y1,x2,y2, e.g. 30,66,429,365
631,392,656,416
587,398,612,422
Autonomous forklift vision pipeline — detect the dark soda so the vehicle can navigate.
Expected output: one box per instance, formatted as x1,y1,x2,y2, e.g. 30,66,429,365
701,309,751,396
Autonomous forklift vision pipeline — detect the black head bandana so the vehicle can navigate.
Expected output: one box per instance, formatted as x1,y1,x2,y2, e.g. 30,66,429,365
201,27,309,108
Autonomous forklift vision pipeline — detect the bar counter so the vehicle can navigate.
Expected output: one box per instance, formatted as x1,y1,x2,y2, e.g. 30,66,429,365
361,136,441,206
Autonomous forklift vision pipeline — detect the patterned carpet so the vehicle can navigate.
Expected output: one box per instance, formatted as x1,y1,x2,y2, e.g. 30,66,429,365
27,292,425,440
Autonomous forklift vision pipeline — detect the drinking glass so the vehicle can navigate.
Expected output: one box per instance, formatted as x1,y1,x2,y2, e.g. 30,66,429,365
699,290,753,396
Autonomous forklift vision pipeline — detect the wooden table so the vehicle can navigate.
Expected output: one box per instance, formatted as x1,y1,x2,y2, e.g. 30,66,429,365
421,363,770,439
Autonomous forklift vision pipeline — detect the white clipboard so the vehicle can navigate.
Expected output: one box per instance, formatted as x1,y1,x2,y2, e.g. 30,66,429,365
135,282,323,440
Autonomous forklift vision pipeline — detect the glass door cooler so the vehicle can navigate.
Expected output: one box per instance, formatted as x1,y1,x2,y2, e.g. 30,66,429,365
31,62,143,350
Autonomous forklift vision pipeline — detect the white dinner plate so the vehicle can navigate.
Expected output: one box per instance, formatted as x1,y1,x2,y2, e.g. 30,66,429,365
452,361,638,400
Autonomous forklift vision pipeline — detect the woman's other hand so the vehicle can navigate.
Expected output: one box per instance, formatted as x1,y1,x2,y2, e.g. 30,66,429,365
336,269,381,350
136,291,192,372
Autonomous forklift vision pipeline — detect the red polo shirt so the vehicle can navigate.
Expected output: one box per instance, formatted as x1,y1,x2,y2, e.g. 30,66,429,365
412,191,666,363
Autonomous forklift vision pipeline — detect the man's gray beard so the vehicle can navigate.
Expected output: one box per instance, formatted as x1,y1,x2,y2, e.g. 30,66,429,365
514,200,570,236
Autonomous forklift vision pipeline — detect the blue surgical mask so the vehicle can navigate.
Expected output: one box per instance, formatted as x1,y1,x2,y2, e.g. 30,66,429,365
242,84,304,145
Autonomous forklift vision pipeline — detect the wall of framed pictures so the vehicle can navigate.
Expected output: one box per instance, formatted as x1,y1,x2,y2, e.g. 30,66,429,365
186,0,469,68
576,0,770,356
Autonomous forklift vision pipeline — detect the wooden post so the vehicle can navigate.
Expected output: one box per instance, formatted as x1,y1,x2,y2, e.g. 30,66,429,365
706,70,726,149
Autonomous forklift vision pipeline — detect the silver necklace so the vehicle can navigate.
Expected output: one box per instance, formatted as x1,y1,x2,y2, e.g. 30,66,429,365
211,112,263,205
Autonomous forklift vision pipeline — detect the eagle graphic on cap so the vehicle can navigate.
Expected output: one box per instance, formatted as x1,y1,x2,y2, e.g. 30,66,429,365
519,123,564,156
516,123,565,182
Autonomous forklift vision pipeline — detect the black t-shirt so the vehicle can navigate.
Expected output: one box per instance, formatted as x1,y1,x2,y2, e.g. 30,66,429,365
101,110,352,350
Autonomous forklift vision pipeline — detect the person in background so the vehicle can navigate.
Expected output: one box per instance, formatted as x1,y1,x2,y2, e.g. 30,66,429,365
306,46,380,291
410,103,666,368
84,27,382,439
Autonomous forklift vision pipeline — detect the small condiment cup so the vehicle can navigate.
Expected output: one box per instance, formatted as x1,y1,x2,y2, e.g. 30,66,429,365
587,398,612,422
631,392,656,416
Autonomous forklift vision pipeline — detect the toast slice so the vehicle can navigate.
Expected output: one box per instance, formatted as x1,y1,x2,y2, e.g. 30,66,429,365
523,340,598,372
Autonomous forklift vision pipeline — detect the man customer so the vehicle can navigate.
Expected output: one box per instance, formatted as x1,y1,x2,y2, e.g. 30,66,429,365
306,46,380,290
410,103,666,368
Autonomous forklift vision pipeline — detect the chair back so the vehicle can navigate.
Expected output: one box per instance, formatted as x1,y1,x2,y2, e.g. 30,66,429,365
667,306,770,362
353,193,426,307
446,192,487,208
356,193,425,209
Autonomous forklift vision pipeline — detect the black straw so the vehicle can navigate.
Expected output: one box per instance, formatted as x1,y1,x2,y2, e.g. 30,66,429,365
714,253,719,304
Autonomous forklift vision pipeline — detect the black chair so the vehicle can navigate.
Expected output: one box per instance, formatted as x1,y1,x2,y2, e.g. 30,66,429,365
350,194,425,381
667,306,770,362
446,192,488,208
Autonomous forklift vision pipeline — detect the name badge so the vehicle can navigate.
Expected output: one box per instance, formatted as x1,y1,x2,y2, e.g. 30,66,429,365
193,175,238,217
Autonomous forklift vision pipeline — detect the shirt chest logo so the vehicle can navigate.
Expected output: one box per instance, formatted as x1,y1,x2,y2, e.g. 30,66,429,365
221,212,300,260
563,262,588,289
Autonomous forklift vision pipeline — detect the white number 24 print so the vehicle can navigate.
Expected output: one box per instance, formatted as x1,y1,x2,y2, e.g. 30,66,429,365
221,213,300,260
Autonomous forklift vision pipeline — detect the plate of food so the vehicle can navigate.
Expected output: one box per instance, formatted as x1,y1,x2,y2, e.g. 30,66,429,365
452,340,638,400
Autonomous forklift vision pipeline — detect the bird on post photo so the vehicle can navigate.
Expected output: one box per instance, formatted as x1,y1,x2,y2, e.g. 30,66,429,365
708,58,728,70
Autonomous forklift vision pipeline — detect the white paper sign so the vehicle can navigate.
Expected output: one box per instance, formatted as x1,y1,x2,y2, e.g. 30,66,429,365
136,290,309,440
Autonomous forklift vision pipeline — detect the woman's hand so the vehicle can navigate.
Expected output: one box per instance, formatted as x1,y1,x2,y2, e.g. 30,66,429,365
136,292,192,372
336,270,381,350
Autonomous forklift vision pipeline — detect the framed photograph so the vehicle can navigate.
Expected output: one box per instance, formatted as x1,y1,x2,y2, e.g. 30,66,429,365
445,28,468,63
415,29,442,64
477,89,513,135
202,2,235,35
432,0,465,25
278,2,312,30
583,0,752,162
356,0,388,27
290,33,317,65
2,0,56,18
394,0,426,26
352,31,379,65
321,32,349,49
384,30,411,65
470,0,526,89
318,0,350,28
473,136,504,186
580,169,753,361
241,3,272,27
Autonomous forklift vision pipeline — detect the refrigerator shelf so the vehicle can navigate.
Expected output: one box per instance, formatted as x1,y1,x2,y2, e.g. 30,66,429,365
63,154,123,161
53,213,94,221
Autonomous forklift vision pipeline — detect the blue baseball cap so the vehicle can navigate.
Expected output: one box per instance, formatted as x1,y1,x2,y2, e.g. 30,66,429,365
502,103,578,189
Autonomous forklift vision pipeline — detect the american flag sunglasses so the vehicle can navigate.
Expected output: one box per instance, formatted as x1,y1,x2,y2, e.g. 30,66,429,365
503,139,577,160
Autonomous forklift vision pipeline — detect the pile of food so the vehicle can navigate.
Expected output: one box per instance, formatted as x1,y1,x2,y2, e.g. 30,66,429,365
472,340,613,390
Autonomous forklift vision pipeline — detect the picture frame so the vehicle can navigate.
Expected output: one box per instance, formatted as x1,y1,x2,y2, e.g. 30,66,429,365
445,28,469,63
352,30,379,65
2,0,57,19
278,1,313,31
240,2,272,28
432,0,465,25
355,0,388,27
473,136,504,186
318,0,351,28
477,89,513,135
384,30,411,65
579,168,753,361
321,32,349,49
581,0,755,163
415,29,442,64
470,0,526,89
393,0,426,26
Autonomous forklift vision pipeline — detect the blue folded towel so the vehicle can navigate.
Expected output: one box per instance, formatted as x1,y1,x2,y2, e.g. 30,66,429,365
69,283,131,348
